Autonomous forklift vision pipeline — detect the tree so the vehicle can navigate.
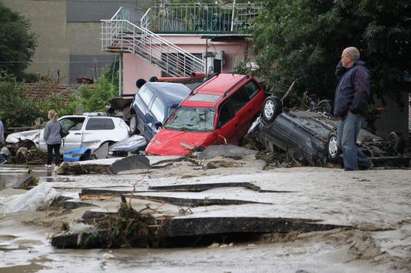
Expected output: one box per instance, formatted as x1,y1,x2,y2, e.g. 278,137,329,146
0,2,36,79
252,0,411,104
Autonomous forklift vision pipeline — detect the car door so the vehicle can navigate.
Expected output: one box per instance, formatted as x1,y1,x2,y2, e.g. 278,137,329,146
82,118,116,149
59,117,86,151
215,97,239,144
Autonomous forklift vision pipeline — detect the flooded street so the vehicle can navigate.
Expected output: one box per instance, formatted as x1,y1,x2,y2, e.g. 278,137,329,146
1,163,410,273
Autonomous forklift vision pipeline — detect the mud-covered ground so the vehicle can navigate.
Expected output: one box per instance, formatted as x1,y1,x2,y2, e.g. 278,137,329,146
0,147,410,273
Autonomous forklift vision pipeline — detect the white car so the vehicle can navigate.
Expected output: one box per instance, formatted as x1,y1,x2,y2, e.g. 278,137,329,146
6,115,130,153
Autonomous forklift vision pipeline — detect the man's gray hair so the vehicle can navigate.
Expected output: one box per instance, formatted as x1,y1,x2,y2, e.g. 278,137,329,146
342,47,360,62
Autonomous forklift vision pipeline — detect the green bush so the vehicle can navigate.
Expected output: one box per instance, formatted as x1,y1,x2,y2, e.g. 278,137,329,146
0,64,119,129
0,79,41,128
35,93,78,118
76,74,118,113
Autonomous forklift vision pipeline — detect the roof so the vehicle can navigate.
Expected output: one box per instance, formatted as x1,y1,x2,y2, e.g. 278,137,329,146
181,73,251,108
144,82,191,106
194,74,249,96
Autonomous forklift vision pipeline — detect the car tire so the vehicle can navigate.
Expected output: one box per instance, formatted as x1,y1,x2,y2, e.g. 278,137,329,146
129,113,139,135
327,133,339,162
261,96,282,124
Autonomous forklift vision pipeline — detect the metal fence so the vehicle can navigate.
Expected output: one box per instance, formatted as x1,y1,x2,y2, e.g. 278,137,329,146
142,3,262,33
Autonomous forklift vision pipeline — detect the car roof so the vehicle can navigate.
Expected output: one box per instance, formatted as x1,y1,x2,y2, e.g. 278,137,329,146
194,74,249,95
143,82,191,106
180,73,250,108
60,115,122,121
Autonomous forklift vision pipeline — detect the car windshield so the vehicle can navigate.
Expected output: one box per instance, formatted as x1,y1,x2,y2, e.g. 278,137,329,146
165,107,215,131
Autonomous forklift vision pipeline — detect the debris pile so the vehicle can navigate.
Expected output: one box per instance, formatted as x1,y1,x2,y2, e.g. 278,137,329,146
51,198,167,249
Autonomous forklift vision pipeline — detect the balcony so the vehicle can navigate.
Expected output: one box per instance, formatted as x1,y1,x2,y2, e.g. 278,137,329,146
142,3,262,34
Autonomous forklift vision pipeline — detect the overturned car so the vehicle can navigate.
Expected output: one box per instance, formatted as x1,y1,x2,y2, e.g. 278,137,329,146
252,96,405,166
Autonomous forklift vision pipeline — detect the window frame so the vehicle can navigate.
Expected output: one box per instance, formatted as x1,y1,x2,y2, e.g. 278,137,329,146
85,118,115,131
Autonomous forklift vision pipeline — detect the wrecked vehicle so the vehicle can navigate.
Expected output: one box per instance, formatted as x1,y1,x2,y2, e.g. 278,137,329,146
107,72,206,126
253,96,404,165
6,114,130,155
108,135,147,157
146,74,266,156
129,82,192,140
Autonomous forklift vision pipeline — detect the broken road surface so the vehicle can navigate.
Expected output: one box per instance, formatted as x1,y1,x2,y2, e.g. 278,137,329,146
0,148,410,272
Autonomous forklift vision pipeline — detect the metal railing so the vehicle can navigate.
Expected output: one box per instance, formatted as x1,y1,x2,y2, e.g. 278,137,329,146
101,7,205,77
141,3,262,33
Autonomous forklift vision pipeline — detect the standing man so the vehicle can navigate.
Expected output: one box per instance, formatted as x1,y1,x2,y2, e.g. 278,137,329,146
334,47,371,171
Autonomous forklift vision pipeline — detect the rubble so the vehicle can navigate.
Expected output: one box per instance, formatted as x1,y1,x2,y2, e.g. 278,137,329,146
0,152,410,272
125,194,272,207
55,155,150,175
51,199,164,248
51,199,347,249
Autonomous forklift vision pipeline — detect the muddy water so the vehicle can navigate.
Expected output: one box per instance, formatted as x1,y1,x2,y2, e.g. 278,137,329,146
0,217,402,273
0,165,409,273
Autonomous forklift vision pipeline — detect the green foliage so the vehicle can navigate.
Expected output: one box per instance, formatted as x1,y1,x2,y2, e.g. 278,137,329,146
76,74,118,112
252,0,411,102
104,58,119,91
0,77,41,128
234,61,251,75
35,93,78,118
170,0,252,4
0,2,36,79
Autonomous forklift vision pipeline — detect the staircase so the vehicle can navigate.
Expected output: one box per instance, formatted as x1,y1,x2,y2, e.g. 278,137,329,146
101,4,261,77
101,7,205,77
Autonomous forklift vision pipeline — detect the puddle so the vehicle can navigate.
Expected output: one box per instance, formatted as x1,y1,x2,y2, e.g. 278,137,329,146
0,263,45,273
0,165,55,190
0,235,18,241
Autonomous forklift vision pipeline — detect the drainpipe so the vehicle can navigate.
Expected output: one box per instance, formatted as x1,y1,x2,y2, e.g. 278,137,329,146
205,38,208,76
119,52,123,96
230,0,236,32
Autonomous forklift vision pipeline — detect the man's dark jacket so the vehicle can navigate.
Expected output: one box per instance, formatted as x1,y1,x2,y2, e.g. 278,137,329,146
333,60,370,118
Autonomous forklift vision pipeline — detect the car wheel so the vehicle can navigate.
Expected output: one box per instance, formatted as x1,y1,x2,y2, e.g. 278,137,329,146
327,134,339,161
261,96,282,124
129,113,138,135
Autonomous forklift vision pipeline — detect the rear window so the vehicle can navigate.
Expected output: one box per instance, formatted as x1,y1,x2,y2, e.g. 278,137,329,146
85,118,115,130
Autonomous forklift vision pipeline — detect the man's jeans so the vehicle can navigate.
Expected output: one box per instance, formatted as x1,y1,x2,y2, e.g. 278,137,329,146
337,112,369,171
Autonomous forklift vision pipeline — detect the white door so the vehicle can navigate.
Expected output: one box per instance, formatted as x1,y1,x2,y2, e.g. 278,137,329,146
60,117,86,151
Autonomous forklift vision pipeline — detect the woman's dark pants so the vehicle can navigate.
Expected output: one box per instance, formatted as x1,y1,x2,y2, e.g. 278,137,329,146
47,144,61,165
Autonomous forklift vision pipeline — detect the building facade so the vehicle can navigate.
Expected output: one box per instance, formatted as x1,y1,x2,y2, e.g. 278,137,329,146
3,0,152,84
101,3,260,95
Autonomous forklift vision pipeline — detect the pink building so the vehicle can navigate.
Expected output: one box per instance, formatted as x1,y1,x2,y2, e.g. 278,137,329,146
101,4,260,95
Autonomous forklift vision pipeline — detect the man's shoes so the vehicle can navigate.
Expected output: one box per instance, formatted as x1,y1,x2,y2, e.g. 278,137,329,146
45,164,52,168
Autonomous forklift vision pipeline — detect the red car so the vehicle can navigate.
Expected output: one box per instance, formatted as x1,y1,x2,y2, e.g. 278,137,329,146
145,74,266,156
